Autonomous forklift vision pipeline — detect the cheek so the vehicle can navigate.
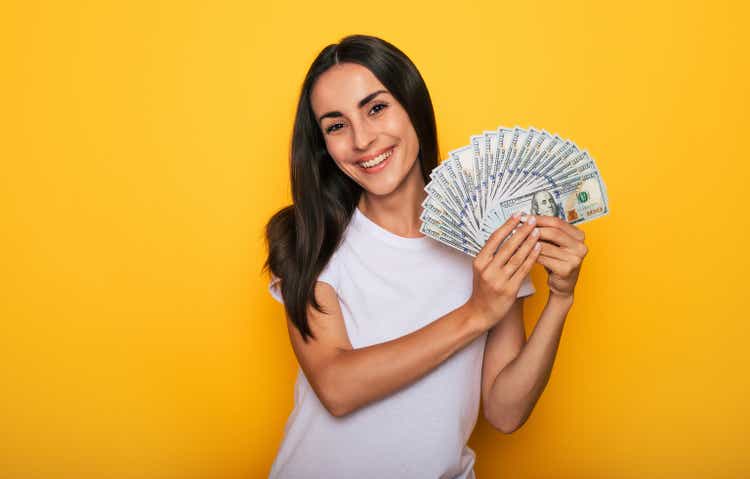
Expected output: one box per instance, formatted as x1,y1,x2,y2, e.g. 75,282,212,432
385,113,407,132
387,110,418,141
324,136,351,164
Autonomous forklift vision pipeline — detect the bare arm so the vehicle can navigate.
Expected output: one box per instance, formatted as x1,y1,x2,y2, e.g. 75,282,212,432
286,213,540,417
482,293,573,433
287,282,487,417
482,214,588,433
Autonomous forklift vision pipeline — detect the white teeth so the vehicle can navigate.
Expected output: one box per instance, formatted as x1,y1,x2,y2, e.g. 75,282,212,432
360,149,392,168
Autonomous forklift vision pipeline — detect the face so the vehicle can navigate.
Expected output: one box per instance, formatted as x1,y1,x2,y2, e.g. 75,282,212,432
533,191,557,216
310,62,422,198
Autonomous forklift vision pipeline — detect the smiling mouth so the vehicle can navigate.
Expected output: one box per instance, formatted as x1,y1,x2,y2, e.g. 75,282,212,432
358,147,394,169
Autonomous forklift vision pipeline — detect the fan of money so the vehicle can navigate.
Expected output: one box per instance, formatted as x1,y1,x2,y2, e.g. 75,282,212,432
420,126,610,256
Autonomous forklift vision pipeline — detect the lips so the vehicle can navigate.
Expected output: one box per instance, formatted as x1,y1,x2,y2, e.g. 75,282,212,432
359,150,393,171
357,145,395,165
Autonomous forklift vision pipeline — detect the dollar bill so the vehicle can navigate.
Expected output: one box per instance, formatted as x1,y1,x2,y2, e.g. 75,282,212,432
422,125,610,256
480,168,609,240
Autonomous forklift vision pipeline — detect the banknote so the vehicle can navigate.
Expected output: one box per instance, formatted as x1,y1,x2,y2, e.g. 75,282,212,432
469,134,487,218
421,125,610,256
479,169,609,242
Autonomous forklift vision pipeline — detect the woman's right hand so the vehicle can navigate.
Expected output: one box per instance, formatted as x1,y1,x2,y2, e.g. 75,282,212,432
466,212,542,330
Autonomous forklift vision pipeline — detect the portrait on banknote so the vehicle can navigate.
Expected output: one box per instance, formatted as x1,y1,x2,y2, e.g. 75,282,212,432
531,190,565,219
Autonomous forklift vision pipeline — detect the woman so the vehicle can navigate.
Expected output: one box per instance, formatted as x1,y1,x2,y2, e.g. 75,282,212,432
264,34,588,479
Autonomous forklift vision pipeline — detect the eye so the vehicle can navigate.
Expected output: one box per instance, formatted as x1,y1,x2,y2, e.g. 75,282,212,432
369,103,388,115
325,122,344,134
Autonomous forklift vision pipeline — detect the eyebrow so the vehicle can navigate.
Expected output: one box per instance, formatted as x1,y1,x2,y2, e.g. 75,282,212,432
317,90,388,123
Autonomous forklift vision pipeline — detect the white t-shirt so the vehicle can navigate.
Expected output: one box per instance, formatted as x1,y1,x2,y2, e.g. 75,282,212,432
268,206,535,478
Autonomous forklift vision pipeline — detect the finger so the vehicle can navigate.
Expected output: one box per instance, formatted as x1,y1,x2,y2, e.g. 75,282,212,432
533,215,585,241
510,238,542,284
536,254,567,274
537,226,579,249
474,212,523,271
498,223,540,277
538,241,569,261
537,252,579,276
489,216,537,270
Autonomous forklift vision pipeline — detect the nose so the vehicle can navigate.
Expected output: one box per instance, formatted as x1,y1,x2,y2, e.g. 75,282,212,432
351,118,376,151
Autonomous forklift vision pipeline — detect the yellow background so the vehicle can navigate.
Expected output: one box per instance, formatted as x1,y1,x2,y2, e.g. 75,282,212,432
2,1,749,477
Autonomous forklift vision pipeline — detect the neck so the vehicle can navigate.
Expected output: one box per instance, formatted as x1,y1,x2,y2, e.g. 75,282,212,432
357,162,427,238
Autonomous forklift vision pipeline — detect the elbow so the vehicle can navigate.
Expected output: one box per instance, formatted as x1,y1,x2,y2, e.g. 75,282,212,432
315,371,354,418
328,404,352,418
324,396,359,418
484,409,523,435
499,421,522,435
320,394,352,418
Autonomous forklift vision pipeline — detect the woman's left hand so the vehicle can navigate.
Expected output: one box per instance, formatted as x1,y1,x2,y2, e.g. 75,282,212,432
529,215,588,299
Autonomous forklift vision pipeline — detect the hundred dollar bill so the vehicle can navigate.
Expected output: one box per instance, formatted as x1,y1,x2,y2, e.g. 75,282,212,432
481,130,498,216
422,125,610,257
511,153,599,201
438,157,482,234
504,129,551,197
482,128,500,213
421,191,471,234
503,127,540,198
487,127,511,205
480,169,609,242
421,210,483,252
420,194,482,245
426,163,478,235
470,134,487,219
420,221,480,256
488,127,523,205
424,176,483,241
505,140,581,199
448,145,482,224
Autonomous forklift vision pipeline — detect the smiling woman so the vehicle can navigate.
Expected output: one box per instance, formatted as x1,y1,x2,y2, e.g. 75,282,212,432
262,34,582,479
265,35,439,343
312,63,423,196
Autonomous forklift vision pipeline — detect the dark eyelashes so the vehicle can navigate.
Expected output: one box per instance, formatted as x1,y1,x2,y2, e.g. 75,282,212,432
370,103,387,114
324,103,389,134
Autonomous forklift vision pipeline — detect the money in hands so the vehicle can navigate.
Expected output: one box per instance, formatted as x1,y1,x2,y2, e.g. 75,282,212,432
420,126,609,256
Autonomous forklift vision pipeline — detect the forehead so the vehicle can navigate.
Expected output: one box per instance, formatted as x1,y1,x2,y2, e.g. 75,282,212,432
310,63,388,115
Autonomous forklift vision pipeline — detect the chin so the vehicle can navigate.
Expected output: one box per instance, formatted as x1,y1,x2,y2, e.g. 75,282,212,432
360,180,401,197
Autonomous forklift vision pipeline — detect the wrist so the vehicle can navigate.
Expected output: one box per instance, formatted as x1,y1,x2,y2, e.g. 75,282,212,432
462,300,491,333
547,291,575,310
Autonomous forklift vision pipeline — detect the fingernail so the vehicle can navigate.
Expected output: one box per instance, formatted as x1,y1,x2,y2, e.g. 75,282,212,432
534,242,541,250
520,214,528,222
513,211,522,218
528,216,536,225
532,228,539,237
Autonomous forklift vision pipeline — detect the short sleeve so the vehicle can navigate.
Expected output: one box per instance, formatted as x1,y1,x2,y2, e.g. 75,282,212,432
267,255,340,305
517,273,536,298
315,255,340,292
268,275,284,304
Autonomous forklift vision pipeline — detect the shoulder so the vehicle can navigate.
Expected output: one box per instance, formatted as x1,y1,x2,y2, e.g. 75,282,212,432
316,247,342,291
267,210,357,305
267,240,346,305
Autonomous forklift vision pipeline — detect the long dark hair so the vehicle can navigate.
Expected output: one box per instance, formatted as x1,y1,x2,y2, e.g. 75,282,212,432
263,34,439,342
